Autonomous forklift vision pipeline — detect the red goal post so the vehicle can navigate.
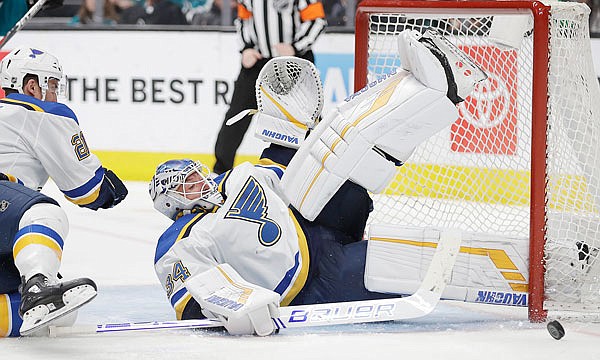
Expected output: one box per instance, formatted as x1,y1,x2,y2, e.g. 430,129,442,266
355,0,600,322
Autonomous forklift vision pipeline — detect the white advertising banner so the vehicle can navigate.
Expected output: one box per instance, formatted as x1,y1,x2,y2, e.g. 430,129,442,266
2,31,600,180
4,30,355,157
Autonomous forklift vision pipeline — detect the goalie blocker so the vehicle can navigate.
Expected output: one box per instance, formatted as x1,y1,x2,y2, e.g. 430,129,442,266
281,29,487,221
184,264,280,336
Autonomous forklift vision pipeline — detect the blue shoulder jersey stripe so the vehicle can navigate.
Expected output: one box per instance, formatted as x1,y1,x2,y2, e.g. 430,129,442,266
0,98,42,112
5,93,79,124
154,213,207,263
62,167,105,199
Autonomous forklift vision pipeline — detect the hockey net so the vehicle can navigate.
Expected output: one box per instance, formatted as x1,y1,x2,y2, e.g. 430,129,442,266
356,0,600,322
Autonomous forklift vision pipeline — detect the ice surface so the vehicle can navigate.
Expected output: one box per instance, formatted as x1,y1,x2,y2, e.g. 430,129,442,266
2,181,599,359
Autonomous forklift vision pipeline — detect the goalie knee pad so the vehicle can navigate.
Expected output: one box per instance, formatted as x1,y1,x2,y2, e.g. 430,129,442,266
281,70,458,221
365,224,530,306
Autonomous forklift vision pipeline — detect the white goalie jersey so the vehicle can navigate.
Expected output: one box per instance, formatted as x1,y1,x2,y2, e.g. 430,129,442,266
154,162,309,319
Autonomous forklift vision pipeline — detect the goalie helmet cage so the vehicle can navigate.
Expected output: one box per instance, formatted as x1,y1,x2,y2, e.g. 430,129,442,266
355,0,600,322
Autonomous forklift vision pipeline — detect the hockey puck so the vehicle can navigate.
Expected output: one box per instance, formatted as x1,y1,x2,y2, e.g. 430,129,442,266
547,320,565,340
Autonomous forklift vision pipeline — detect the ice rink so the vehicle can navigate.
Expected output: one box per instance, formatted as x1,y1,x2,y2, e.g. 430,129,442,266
2,181,600,359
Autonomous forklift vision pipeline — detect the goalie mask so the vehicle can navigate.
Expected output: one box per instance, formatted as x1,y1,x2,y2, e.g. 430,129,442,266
149,159,224,220
0,46,67,100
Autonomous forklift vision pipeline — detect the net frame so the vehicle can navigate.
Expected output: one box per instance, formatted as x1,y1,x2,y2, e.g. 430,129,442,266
355,0,599,322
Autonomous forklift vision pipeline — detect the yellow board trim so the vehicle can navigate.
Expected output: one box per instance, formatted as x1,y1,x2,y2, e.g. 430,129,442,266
94,151,259,182
0,294,11,337
280,210,310,306
13,234,62,261
92,150,594,212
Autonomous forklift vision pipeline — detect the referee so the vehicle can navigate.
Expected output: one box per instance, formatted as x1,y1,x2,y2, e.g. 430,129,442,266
213,0,327,175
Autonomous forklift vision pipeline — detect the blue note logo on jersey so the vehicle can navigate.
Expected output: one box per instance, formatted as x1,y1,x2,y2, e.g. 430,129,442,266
225,176,281,247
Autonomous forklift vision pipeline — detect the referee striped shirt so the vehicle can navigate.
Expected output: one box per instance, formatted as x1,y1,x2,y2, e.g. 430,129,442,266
236,0,327,58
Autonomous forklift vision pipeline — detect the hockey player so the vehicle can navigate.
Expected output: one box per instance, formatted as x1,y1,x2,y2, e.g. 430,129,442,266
149,29,487,336
0,46,128,337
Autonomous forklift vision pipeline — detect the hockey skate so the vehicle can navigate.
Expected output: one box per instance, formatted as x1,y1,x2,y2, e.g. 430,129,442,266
417,28,488,104
18,273,97,336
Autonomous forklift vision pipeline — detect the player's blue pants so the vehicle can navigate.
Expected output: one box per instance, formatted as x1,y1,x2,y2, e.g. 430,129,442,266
0,181,58,337
290,210,397,305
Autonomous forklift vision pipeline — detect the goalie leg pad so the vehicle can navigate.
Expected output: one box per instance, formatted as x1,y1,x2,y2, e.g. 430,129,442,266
281,71,458,221
365,224,530,306
398,29,487,104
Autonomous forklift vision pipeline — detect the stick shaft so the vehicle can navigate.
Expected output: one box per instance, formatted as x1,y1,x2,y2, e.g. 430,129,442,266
0,0,49,50
50,229,461,336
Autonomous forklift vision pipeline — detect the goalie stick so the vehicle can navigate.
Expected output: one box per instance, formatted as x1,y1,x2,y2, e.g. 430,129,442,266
49,229,461,337
0,0,49,50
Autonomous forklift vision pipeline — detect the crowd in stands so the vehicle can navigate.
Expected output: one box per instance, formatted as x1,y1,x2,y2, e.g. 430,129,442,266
38,0,350,27
32,0,600,34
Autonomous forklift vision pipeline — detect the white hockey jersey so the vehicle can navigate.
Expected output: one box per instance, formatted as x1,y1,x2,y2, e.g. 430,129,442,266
0,93,105,205
154,162,310,319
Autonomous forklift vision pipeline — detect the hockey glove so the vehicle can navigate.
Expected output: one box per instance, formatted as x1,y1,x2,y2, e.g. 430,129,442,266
0,172,8,181
185,264,280,336
101,168,128,208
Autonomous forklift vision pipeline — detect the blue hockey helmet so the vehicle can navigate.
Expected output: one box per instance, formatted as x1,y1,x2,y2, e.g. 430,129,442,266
149,159,223,220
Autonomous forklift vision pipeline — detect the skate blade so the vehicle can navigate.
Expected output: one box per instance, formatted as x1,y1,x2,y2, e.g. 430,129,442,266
20,285,97,336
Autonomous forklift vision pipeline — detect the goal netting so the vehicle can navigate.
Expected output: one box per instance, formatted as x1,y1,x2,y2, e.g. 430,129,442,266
355,0,600,321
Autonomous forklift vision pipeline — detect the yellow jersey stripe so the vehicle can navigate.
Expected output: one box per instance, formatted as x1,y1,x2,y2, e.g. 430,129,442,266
0,98,45,112
280,210,310,306
64,184,102,205
174,292,193,320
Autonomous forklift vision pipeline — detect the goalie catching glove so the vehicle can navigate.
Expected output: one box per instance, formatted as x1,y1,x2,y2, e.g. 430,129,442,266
184,264,280,336
226,56,324,149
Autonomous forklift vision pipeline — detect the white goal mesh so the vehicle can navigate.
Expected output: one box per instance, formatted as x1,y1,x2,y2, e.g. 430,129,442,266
357,0,600,320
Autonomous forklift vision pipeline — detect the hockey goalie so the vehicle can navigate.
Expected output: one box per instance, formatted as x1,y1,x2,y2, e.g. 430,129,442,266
148,29,488,336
